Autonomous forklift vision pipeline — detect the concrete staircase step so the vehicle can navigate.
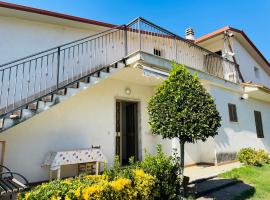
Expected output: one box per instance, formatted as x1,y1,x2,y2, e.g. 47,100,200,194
56,88,67,96
68,82,80,89
10,110,22,119
26,102,39,110
41,94,54,102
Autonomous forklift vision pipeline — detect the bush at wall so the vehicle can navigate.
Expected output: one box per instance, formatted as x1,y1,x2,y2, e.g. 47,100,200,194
237,148,270,166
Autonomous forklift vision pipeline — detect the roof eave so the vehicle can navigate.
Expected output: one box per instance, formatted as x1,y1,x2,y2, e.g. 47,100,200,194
195,26,270,69
0,1,117,28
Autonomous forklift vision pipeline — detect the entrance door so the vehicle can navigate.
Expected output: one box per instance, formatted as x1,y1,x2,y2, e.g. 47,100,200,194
116,100,138,165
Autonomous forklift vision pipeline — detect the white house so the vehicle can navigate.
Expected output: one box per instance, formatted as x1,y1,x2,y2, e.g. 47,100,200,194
0,2,269,183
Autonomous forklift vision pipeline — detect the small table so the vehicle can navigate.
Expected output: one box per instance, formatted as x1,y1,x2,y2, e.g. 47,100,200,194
42,148,106,181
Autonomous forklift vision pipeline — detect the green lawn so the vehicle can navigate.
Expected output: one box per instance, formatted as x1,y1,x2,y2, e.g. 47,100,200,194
220,164,270,200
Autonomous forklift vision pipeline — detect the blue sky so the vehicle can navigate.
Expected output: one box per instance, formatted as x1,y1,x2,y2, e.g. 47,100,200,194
4,0,270,61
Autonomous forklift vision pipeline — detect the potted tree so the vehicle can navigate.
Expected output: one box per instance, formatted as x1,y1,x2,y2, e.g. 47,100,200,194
148,62,221,196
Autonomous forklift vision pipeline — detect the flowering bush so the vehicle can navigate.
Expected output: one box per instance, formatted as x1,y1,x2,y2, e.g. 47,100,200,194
237,148,270,166
19,169,156,200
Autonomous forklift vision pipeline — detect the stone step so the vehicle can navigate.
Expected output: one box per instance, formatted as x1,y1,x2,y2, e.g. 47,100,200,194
188,177,240,198
197,182,254,200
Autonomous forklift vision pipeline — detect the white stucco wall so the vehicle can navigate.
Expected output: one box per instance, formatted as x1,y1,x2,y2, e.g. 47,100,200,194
0,15,102,64
210,86,270,154
232,39,270,87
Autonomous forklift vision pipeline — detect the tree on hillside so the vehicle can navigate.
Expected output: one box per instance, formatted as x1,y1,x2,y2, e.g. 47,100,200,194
148,62,221,181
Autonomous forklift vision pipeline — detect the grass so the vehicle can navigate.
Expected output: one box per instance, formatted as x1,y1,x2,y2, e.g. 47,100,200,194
219,164,270,200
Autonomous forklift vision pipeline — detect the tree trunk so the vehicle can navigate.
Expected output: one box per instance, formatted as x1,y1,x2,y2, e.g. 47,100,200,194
178,141,185,198
179,141,185,179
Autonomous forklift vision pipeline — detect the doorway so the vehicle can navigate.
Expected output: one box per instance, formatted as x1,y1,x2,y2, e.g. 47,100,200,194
116,100,139,165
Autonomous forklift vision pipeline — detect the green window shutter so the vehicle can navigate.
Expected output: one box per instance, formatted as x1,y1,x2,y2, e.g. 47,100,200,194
228,103,238,122
254,111,264,138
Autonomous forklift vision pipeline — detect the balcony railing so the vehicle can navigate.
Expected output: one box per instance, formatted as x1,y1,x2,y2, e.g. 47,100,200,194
0,17,241,117
126,18,241,83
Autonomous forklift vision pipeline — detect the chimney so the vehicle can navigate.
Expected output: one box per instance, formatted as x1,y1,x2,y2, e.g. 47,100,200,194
185,28,195,41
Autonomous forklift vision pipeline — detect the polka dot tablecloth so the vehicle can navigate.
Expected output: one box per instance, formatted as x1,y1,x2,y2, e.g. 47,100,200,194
43,148,107,170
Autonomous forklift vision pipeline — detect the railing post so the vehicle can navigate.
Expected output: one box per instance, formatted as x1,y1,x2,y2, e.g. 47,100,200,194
138,18,141,51
124,25,128,56
174,36,177,62
56,47,61,89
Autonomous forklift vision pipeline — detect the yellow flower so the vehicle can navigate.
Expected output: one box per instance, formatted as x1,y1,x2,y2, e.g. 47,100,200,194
85,174,106,181
50,196,61,200
82,185,102,199
134,169,145,177
63,179,72,185
24,192,30,200
65,196,71,200
74,188,81,199
110,178,131,191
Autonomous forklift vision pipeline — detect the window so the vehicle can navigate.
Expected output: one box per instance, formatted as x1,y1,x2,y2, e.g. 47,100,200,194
254,111,264,138
228,103,238,122
254,66,260,79
154,48,161,57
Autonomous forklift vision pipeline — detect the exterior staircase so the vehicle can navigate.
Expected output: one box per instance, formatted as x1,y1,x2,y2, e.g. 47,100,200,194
0,17,240,133
0,61,125,132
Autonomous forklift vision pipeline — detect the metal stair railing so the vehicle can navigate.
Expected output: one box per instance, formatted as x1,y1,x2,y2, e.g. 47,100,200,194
0,24,127,117
0,17,242,119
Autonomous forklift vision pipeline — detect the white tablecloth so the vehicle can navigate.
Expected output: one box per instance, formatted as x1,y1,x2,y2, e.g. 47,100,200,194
43,148,106,170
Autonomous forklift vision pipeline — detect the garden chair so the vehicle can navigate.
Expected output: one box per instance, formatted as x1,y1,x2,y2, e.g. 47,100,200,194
0,164,29,198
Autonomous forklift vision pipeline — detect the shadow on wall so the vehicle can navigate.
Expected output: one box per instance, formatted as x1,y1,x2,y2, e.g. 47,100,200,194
215,126,239,151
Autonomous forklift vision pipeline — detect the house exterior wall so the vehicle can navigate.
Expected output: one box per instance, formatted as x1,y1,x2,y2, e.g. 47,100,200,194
0,15,101,64
210,85,270,157
232,39,270,87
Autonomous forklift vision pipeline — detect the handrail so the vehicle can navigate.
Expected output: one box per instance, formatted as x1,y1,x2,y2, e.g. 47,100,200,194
0,24,126,68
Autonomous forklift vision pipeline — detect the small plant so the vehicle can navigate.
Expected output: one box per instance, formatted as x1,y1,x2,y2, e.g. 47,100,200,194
140,145,180,200
237,148,270,166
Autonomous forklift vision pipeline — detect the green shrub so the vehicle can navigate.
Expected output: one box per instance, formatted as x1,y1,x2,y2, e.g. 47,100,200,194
102,145,180,199
140,145,180,200
256,149,270,165
237,148,270,166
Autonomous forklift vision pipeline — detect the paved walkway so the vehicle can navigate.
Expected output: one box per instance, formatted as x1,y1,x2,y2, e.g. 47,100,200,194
185,162,242,182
